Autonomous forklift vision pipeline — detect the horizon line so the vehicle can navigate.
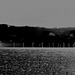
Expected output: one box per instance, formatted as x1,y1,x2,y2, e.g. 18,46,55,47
0,23,75,29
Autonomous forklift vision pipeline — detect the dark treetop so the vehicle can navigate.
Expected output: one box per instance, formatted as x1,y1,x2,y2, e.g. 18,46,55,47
0,24,75,47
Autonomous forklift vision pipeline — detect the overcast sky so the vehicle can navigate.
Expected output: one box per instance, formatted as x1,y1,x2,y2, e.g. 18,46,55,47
0,0,75,28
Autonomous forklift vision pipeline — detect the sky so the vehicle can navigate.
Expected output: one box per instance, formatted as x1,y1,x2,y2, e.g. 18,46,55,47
0,0,75,28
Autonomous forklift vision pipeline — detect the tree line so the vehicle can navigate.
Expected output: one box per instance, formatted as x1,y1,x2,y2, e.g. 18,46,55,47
0,24,75,47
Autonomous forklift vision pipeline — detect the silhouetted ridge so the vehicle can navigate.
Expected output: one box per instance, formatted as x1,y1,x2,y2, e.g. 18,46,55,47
0,24,75,47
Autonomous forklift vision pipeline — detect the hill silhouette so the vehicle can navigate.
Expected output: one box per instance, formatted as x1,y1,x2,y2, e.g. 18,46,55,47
0,24,75,47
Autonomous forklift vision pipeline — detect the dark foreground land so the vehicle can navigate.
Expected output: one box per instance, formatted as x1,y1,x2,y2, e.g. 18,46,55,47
1,24,75,47
0,48,75,75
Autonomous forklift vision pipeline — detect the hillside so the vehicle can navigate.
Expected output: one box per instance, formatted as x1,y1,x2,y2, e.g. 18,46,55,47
0,24,75,47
